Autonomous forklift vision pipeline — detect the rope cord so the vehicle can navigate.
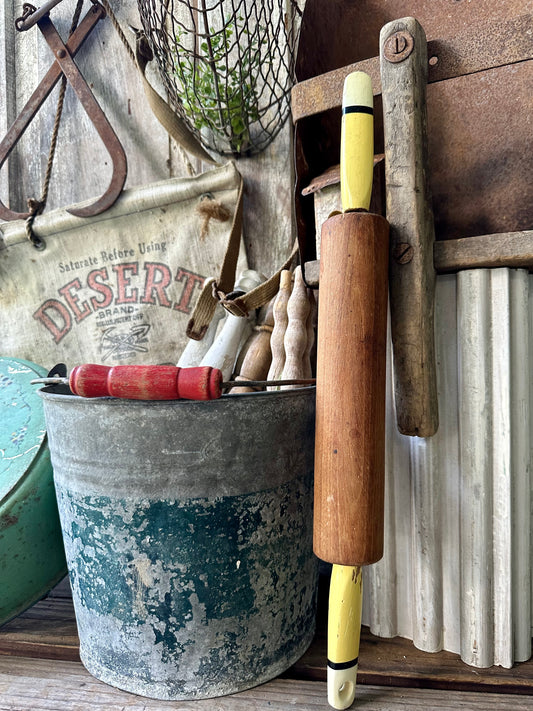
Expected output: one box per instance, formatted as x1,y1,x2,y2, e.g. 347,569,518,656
100,0,136,64
26,0,84,248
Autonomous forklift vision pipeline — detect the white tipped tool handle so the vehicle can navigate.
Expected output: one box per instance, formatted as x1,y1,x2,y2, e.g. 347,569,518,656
327,665,358,711
200,270,265,381
177,301,225,367
340,71,374,212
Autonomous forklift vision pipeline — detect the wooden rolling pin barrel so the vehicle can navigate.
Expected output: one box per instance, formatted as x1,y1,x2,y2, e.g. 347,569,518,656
313,209,389,566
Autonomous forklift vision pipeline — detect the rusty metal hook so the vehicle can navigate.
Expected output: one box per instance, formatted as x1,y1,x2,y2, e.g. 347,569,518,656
0,1,127,222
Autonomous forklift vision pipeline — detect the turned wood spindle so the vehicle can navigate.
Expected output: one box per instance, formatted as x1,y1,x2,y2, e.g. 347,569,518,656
266,269,292,390
230,299,275,392
303,288,317,379
281,265,311,388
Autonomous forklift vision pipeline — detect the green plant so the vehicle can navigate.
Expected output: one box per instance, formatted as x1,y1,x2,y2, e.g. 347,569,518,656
173,16,264,155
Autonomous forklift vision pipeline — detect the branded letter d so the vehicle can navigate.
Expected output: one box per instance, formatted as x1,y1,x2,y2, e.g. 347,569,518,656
33,299,72,343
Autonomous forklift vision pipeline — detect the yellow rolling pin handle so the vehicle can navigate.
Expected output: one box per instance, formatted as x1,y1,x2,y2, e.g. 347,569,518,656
340,71,374,212
328,565,363,709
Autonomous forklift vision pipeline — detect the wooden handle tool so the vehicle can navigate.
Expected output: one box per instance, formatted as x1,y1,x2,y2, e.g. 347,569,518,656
266,269,292,389
32,364,314,399
380,17,438,437
314,71,389,709
230,299,275,392
281,265,311,388
200,270,265,380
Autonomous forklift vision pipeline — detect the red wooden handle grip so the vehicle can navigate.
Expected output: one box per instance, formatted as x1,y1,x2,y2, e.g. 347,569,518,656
69,364,222,400
314,212,389,566
69,364,110,398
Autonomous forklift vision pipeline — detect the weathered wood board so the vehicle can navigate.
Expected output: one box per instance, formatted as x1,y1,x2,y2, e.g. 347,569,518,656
5,587,533,695
380,16,438,437
2,656,533,710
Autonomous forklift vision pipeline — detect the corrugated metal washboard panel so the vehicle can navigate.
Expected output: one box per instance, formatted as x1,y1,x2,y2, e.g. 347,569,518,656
362,269,532,669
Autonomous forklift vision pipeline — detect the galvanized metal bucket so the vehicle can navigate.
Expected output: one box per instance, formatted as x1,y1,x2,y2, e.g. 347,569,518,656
40,386,317,700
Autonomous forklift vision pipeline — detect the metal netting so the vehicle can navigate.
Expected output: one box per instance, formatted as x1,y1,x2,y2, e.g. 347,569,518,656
137,0,302,157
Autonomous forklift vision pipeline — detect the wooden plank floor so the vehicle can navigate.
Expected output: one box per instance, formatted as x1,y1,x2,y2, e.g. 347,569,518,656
2,576,533,709
3,659,533,711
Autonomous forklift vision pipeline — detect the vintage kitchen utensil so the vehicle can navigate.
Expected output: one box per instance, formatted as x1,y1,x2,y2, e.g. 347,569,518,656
0,357,67,626
314,72,388,709
267,269,293,388
32,363,314,399
199,270,265,380
0,0,127,221
280,265,312,388
230,299,275,393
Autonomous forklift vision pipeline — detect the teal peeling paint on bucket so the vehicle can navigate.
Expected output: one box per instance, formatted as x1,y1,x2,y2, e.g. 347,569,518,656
40,386,318,700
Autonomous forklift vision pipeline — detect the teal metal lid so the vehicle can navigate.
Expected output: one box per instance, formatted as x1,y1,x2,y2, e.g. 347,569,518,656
0,358,49,504
0,357,67,626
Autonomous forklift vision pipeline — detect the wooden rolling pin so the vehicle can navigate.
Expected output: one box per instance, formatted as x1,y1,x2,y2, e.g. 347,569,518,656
314,71,389,710
315,210,389,564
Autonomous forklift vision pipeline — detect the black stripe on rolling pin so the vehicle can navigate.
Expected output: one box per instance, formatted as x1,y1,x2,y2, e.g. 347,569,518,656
327,657,359,670
342,105,373,115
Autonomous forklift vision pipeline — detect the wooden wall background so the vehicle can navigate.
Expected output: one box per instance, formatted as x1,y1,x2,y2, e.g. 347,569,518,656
0,0,297,278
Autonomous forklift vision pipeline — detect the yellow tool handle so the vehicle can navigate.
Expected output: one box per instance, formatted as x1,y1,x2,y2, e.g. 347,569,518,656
327,564,363,709
340,71,374,212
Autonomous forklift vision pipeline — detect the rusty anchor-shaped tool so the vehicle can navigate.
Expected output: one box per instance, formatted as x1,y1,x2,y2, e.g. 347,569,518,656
0,0,127,221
